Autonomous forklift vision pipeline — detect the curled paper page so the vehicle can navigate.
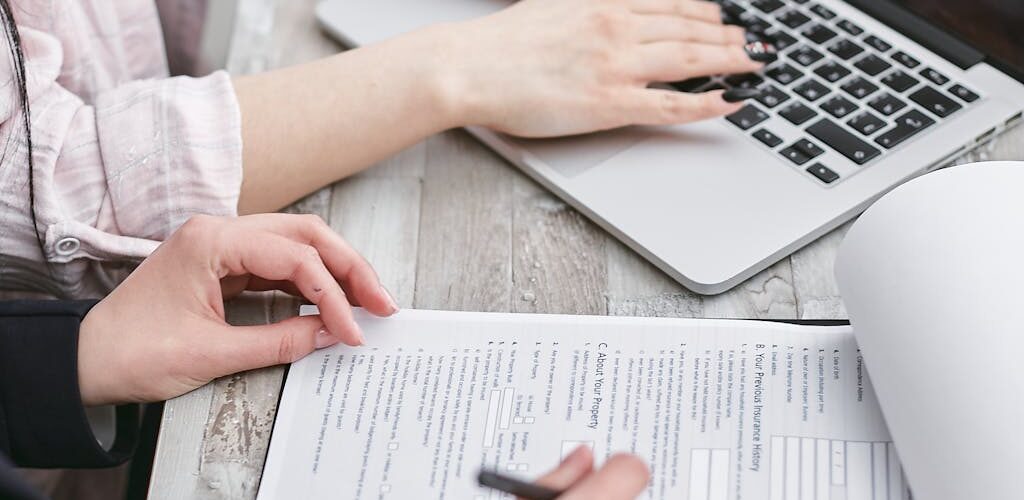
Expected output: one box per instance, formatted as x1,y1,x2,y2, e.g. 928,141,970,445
837,161,1024,500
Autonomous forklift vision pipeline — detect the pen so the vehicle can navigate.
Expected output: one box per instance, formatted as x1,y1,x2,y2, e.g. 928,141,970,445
477,469,563,500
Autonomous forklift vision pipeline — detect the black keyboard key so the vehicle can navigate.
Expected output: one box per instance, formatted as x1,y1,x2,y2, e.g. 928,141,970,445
793,78,830,101
793,138,826,158
727,104,770,130
891,51,920,68
755,85,791,108
788,45,825,66
743,15,773,34
853,54,891,76
720,1,747,22
875,109,935,148
919,67,949,85
868,92,907,116
752,128,784,147
807,118,882,164
909,86,962,118
780,145,812,165
793,0,809,4
751,0,785,13
766,30,799,51
827,39,864,60
725,72,765,89
949,84,980,103
820,95,858,118
813,60,851,82
777,10,812,29
745,30,766,44
847,111,886,136
808,3,836,19
841,76,879,99
670,77,711,92
806,163,840,184
863,35,892,52
802,24,837,44
766,63,804,85
836,19,863,36
780,101,818,125
881,70,919,92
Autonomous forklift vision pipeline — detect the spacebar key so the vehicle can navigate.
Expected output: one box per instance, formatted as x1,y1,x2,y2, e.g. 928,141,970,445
806,119,881,165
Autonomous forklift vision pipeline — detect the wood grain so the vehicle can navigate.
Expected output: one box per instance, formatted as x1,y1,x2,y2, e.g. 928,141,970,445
414,132,516,312
511,175,608,315
148,0,1024,496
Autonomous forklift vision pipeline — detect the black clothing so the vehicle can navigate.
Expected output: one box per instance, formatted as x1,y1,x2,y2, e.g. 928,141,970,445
0,300,138,499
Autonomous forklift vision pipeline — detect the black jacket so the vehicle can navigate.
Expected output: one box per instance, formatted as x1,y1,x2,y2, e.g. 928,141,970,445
0,300,138,500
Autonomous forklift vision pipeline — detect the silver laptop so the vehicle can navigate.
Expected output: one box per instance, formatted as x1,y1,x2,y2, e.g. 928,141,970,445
316,0,1024,294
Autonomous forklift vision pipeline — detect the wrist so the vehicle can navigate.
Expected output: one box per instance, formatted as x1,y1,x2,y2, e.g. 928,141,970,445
414,22,489,130
78,303,120,407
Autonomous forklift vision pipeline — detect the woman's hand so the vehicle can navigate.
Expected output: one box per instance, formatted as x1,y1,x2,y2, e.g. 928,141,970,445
440,0,766,137
234,0,768,213
77,214,398,407
528,446,649,499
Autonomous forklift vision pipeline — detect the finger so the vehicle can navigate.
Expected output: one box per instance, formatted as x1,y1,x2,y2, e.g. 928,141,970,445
633,41,762,82
244,277,304,298
212,316,329,374
238,214,397,317
244,278,365,307
635,15,746,45
561,454,649,500
622,88,745,126
630,0,723,24
217,230,365,346
532,446,594,492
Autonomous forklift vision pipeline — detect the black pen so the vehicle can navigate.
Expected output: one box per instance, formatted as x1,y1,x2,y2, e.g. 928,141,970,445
477,469,563,500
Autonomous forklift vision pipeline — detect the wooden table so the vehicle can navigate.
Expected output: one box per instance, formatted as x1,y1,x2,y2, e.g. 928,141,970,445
147,1,1024,497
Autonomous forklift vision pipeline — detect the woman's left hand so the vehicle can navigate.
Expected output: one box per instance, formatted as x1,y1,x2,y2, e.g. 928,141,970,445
77,214,398,407
434,0,765,137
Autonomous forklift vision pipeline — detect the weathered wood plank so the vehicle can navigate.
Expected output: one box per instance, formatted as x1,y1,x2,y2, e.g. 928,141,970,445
511,176,607,315
149,293,298,500
789,222,851,319
329,174,422,307
702,259,799,319
604,238,704,318
191,295,296,500
414,132,515,312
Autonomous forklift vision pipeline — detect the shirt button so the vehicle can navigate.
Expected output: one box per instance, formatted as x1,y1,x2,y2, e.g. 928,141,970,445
55,237,81,256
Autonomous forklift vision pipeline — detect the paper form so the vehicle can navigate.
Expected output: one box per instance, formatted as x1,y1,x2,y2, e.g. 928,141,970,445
257,309,911,500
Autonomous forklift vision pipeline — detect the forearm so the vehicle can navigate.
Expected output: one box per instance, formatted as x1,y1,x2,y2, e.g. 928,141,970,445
233,24,467,214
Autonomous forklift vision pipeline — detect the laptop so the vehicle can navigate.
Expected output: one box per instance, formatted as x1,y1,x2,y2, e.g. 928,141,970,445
316,0,1024,294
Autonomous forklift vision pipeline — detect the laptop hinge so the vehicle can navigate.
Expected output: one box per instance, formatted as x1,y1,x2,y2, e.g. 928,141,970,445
844,0,984,69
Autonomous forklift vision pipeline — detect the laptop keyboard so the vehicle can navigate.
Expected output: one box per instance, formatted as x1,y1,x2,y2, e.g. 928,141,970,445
672,0,982,187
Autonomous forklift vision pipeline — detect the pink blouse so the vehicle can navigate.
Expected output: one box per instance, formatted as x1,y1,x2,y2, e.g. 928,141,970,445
0,0,242,298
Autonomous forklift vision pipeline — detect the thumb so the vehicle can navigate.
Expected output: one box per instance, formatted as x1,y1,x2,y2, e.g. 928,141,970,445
215,315,330,374
561,454,649,500
531,445,594,494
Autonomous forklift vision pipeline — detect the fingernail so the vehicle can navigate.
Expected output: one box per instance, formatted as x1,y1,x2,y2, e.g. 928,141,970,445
722,87,763,102
314,327,334,349
380,284,399,314
745,41,777,63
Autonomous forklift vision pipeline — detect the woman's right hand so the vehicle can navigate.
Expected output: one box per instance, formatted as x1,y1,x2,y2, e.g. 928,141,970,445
436,0,766,137
528,446,650,499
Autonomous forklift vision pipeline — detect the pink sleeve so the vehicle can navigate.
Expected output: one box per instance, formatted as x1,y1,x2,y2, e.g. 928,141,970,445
0,25,242,296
